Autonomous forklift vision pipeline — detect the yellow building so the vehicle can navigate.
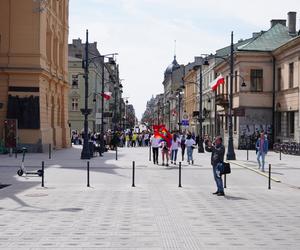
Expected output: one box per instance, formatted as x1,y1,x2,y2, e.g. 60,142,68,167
183,65,198,134
0,0,70,152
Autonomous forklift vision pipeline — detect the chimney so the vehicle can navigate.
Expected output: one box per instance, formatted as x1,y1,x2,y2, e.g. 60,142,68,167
288,11,296,35
72,38,82,47
270,19,286,28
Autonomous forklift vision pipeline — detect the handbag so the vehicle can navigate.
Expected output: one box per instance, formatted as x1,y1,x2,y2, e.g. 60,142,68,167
221,162,231,175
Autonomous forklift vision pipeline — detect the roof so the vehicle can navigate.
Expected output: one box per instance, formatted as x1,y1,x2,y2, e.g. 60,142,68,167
164,56,180,76
238,24,293,52
68,56,82,62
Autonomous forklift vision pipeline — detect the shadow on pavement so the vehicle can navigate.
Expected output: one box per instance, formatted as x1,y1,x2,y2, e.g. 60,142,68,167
224,195,248,201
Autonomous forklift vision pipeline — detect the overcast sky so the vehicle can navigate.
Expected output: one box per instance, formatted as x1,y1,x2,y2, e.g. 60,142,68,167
69,0,299,119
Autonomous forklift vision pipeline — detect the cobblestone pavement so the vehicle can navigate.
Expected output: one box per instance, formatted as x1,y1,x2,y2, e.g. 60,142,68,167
1,146,300,249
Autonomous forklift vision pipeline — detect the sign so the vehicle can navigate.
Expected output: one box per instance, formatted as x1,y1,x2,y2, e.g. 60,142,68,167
4,119,18,148
233,107,245,117
181,119,189,126
193,111,199,117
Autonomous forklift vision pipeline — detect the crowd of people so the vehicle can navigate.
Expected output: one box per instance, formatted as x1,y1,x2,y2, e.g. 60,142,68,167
71,128,269,197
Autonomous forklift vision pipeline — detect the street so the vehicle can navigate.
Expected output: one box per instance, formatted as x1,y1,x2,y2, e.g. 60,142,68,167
1,146,300,249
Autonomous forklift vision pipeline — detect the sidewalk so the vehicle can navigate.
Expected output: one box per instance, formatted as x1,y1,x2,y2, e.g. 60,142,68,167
0,146,300,249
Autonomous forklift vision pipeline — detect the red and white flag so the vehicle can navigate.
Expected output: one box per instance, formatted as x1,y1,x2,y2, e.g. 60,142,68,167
210,75,225,91
101,92,112,100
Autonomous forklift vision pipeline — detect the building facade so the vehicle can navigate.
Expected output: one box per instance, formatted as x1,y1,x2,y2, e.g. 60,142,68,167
68,39,123,134
214,14,297,148
162,56,185,132
274,36,300,143
0,0,70,152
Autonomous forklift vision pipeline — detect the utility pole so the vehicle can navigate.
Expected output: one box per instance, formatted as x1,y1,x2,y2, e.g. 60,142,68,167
81,30,91,159
198,65,204,153
100,56,105,155
227,31,236,160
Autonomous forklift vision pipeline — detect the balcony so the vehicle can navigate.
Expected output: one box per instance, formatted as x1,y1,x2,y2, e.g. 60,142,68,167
216,94,229,107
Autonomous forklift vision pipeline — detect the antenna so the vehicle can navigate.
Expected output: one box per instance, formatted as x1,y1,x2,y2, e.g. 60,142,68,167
174,40,177,59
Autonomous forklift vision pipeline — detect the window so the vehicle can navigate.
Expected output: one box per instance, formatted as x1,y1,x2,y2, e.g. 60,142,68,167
289,63,294,88
277,68,282,91
287,111,295,136
71,98,79,111
250,69,263,92
276,112,281,136
234,71,238,93
72,75,78,88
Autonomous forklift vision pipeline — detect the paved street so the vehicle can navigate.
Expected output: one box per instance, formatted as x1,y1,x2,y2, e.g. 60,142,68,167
1,146,300,249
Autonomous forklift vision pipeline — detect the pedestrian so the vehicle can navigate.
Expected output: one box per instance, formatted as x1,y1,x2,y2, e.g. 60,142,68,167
150,134,160,164
185,133,196,165
180,133,186,161
160,140,170,166
132,133,137,147
256,132,268,172
126,133,130,147
205,136,225,196
144,132,149,147
170,134,180,165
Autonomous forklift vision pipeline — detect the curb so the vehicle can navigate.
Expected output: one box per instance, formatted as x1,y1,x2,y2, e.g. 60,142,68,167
228,160,281,183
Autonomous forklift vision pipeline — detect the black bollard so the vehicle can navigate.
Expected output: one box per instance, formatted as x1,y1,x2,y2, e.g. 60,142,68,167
49,144,52,159
41,161,45,187
149,146,151,161
132,161,135,187
279,148,282,160
268,164,271,190
178,162,182,188
247,149,249,161
87,161,90,187
224,174,227,188
116,146,118,161
15,148,18,159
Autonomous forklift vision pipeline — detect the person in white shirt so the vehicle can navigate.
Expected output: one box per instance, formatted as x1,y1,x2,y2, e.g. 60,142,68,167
185,133,196,164
150,135,160,164
170,134,181,165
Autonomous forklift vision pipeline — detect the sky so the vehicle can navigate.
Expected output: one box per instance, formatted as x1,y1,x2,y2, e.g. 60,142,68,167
69,0,300,120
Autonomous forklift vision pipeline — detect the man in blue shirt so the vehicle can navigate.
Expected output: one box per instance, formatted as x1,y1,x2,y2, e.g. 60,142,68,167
256,132,269,172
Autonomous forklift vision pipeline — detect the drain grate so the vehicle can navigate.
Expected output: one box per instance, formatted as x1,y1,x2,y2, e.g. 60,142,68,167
0,184,11,190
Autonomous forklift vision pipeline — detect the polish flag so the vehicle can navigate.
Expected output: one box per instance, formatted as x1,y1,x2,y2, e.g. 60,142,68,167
210,75,225,91
101,92,112,100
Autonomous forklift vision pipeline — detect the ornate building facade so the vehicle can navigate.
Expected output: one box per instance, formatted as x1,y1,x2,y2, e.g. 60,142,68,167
0,0,70,151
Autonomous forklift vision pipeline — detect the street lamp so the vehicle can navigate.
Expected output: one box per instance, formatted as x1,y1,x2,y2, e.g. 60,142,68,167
167,100,171,130
193,59,209,153
80,29,118,159
205,32,246,160
176,86,184,132
81,30,92,159
100,53,118,154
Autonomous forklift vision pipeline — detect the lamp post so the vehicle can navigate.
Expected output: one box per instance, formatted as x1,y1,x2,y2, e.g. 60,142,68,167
99,53,118,154
198,64,204,153
227,31,236,160
81,29,91,160
176,88,184,132
167,100,171,130
113,84,118,131
207,32,246,159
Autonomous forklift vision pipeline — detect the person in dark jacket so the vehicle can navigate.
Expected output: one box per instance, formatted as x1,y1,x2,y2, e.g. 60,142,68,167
205,136,225,196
